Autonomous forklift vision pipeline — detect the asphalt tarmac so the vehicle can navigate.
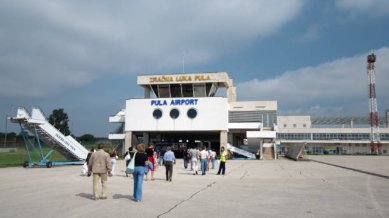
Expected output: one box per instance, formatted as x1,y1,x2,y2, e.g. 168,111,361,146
0,155,388,218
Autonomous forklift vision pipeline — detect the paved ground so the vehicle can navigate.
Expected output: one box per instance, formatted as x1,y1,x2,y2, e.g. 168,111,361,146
0,156,389,218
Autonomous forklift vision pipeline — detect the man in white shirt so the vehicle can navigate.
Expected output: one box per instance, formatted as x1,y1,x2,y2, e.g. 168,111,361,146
190,146,199,175
200,146,209,175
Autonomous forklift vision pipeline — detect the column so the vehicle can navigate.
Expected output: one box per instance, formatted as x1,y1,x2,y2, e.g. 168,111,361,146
227,86,236,103
144,87,151,99
124,131,132,154
220,131,228,152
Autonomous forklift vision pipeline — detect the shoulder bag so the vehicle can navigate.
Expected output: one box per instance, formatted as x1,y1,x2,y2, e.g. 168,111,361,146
126,152,137,174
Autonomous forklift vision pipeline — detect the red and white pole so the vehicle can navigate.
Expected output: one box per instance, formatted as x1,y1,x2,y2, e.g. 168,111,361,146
367,53,381,154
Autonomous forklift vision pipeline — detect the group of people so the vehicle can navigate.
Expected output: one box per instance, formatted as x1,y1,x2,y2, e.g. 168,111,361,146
86,143,231,202
86,143,176,202
126,143,176,201
186,146,230,175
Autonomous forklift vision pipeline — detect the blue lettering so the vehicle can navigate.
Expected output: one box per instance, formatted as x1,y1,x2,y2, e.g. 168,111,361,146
153,99,198,106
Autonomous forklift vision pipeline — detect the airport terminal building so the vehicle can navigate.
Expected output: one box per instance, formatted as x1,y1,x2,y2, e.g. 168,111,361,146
109,72,389,157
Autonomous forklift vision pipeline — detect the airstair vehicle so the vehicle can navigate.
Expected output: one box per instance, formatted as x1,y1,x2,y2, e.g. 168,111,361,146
226,143,256,159
11,107,88,168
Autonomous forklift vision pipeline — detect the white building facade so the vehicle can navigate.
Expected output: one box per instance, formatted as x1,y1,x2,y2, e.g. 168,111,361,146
109,72,276,157
277,115,389,154
109,72,389,157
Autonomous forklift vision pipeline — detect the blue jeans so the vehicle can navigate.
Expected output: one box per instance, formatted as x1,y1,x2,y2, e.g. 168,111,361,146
133,166,145,201
211,157,216,169
201,159,207,175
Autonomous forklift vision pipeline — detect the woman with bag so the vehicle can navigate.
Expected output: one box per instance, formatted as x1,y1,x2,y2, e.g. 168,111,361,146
131,143,148,202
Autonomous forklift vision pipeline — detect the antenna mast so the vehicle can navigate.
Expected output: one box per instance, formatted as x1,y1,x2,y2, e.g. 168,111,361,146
367,53,381,154
182,53,185,74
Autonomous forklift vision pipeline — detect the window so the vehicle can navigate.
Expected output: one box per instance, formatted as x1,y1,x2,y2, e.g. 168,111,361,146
151,85,159,98
293,124,297,128
170,108,180,119
158,84,170,97
187,108,197,119
182,84,193,97
170,84,182,97
283,124,287,128
303,124,307,128
153,109,162,119
193,84,206,97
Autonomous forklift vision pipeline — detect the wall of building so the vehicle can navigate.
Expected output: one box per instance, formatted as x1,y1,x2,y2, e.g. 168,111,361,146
229,101,277,111
125,97,228,132
277,116,311,129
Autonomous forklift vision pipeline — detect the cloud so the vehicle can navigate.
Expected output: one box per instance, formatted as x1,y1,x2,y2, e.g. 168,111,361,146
295,24,321,42
237,47,389,116
0,0,305,97
336,0,389,17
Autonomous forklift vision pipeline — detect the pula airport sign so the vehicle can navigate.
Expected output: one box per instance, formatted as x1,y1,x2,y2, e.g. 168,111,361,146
151,99,199,106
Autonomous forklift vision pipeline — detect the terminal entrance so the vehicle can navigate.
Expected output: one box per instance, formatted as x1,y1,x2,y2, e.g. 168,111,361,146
133,131,220,158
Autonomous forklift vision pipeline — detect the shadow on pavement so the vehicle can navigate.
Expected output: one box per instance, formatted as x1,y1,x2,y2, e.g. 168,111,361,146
112,194,132,200
76,193,93,200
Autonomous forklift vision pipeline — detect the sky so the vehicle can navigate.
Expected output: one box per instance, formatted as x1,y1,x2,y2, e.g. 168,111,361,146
1,0,389,137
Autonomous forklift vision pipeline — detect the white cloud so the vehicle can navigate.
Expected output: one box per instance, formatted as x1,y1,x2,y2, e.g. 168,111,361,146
237,47,389,116
336,0,389,17
0,0,305,97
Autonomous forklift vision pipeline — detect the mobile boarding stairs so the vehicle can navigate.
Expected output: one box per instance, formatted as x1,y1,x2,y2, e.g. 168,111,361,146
11,107,88,168
226,143,256,159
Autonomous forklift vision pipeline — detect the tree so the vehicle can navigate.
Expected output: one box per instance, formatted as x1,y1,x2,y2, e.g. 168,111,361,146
48,108,71,135
79,134,95,142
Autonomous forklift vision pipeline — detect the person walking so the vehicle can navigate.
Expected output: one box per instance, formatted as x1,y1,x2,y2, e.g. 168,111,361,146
109,148,118,176
200,146,208,175
153,148,158,171
163,146,176,182
190,146,199,175
88,143,112,200
210,148,217,169
158,146,166,166
182,146,189,169
124,146,134,177
207,147,212,171
132,143,148,202
83,147,95,176
145,144,155,181
86,147,96,165
216,146,231,175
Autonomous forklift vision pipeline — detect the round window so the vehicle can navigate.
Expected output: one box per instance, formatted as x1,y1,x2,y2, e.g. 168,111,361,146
170,108,180,119
187,108,197,119
153,109,162,119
